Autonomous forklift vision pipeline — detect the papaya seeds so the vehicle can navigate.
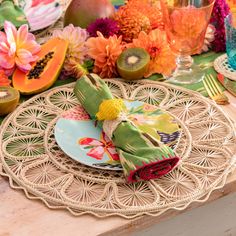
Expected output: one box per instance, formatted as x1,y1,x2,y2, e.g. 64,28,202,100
13,38,69,95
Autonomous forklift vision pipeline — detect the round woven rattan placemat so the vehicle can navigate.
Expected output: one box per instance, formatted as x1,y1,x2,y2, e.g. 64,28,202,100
0,79,236,218
214,54,236,81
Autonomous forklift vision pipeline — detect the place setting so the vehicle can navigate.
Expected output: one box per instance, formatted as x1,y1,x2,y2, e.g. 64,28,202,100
0,0,236,220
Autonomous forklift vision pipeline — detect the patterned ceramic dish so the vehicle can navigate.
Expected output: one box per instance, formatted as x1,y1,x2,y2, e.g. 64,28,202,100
54,100,181,171
20,0,63,31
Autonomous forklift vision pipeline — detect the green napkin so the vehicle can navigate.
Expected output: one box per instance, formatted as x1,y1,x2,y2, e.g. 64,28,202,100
0,0,28,29
74,74,180,183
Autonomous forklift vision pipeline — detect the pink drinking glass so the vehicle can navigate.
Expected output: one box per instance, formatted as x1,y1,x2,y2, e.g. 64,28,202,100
161,0,215,84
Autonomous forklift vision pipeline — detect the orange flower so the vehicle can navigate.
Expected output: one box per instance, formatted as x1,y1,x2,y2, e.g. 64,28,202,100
114,7,151,42
129,29,176,76
115,0,164,42
0,70,11,86
126,0,164,29
86,32,123,78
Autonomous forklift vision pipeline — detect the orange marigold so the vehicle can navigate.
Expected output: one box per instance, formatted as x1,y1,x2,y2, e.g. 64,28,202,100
128,29,176,77
86,32,123,78
126,0,164,29
115,7,151,42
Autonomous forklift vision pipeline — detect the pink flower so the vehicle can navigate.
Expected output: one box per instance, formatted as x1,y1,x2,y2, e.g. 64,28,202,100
0,21,41,75
79,132,119,161
52,24,89,78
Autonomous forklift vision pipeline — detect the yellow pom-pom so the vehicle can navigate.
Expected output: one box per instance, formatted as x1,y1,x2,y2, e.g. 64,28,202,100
96,99,125,121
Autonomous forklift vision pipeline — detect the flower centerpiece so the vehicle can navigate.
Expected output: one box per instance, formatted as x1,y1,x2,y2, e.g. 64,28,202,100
0,0,229,92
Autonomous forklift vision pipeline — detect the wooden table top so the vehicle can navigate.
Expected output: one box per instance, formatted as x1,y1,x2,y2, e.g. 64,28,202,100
0,92,235,236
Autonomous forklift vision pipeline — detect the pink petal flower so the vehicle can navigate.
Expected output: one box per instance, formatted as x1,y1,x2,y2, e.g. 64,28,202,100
15,59,31,71
0,53,15,69
8,42,16,56
0,31,7,42
4,21,17,44
15,49,36,71
17,49,34,63
22,39,41,55
52,24,88,77
16,24,29,46
87,146,105,160
0,21,41,75
0,32,9,53
0,42,9,53
0,66,15,76
19,29,40,55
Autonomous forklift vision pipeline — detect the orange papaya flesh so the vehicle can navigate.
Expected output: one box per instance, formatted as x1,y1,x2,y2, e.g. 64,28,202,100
13,38,68,95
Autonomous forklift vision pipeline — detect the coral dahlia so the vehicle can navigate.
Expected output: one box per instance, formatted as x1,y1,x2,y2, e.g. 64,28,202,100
128,29,176,77
86,32,123,78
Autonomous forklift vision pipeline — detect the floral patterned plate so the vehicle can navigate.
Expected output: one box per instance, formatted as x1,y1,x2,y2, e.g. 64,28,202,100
20,0,63,31
54,100,181,171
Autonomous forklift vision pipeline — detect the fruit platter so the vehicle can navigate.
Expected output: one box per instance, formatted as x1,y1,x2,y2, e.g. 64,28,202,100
0,0,236,221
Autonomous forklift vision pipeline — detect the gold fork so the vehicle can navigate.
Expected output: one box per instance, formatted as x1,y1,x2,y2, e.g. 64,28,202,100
203,74,229,105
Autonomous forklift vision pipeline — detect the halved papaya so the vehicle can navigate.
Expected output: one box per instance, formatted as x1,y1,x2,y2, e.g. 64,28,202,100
13,38,68,95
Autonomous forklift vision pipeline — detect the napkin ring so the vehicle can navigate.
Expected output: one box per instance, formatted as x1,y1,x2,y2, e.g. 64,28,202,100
96,98,128,140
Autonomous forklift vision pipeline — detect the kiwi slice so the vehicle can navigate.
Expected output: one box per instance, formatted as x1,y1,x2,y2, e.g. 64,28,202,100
0,86,20,116
116,48,150,80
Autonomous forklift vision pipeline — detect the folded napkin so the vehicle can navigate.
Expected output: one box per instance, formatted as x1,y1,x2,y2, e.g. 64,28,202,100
0,0,28,29
74,74,180,183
